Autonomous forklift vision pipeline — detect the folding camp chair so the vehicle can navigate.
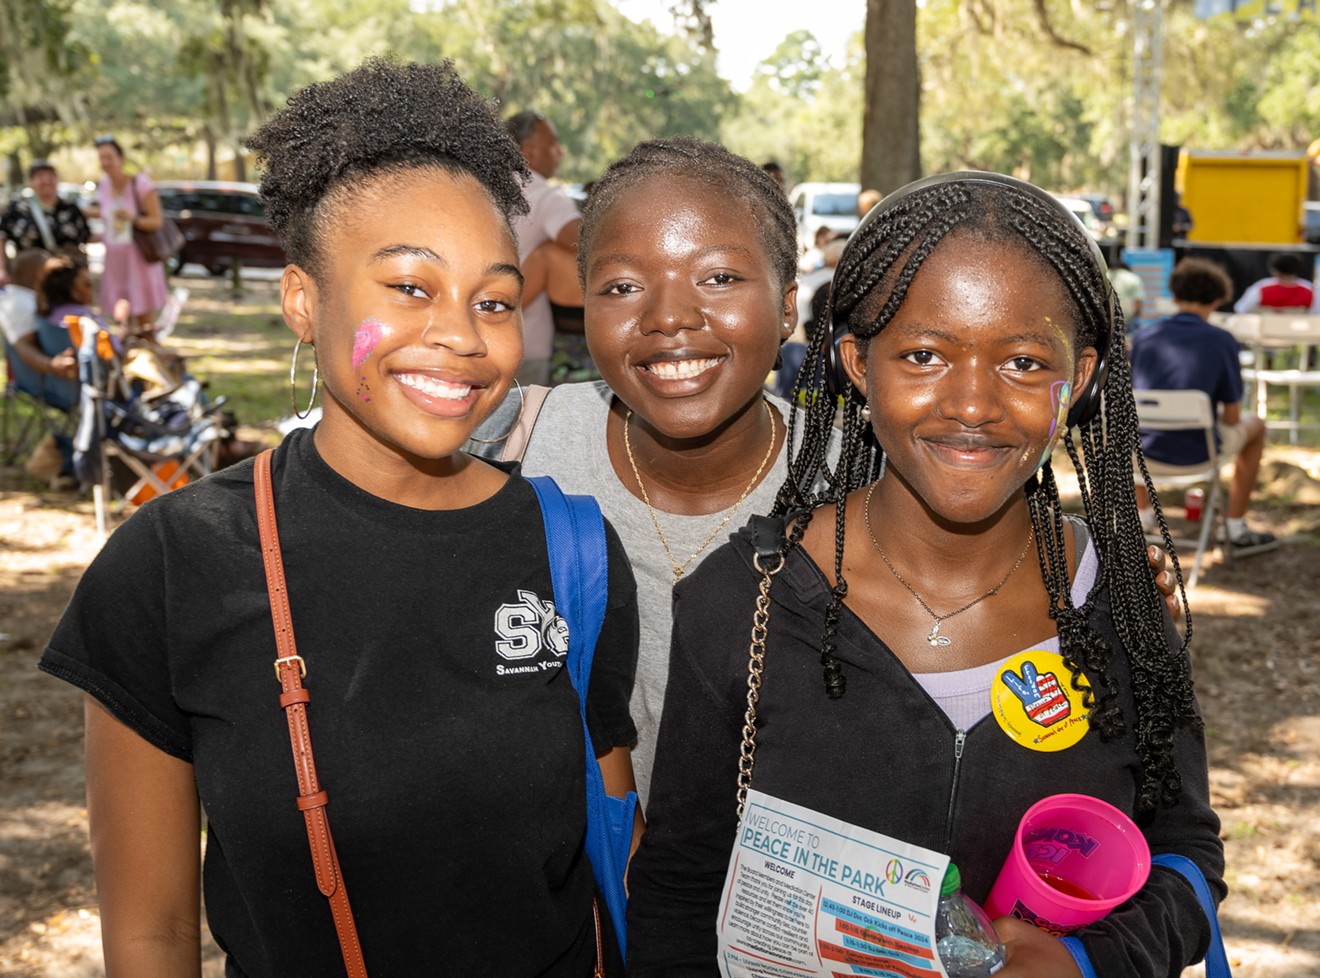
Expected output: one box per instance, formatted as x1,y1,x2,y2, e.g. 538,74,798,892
2,347,48,466
71,317,225,538
2,320,79,468
1132,389,1233,589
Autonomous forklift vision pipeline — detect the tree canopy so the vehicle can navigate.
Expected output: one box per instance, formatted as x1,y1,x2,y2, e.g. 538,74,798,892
2,0,1317,204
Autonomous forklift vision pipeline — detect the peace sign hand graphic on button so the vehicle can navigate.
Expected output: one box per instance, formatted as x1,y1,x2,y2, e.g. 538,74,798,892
1001,659,1071,728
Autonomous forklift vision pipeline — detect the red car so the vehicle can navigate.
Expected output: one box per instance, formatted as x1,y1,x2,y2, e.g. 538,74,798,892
154,180,286,276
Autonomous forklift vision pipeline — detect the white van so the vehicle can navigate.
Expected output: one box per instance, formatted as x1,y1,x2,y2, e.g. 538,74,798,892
788,182,861,253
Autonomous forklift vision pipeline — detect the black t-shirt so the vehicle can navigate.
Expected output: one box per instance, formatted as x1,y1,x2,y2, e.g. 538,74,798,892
41,428,639,977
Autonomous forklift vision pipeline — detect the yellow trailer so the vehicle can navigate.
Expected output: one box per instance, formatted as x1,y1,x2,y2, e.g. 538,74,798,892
1175,150,1310,245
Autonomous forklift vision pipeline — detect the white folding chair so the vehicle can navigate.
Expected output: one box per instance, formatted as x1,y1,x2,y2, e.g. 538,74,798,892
1133,389,1232,589
1237,313,1320,445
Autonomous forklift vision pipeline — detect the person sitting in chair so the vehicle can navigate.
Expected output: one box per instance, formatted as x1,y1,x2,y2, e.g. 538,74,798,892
1130,258,1278,552
1233,252,1318,314
0,249,77,406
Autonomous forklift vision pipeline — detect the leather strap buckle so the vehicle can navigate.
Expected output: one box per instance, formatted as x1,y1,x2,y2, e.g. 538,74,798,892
274,654,307,681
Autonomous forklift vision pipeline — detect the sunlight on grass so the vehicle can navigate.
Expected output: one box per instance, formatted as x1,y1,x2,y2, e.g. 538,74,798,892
165,285,292,427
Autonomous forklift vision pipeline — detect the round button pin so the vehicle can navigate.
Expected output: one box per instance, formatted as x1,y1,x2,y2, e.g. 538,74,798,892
991,650,1091,752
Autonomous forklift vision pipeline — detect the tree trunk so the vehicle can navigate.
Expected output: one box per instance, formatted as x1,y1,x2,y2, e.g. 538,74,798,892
205,128,218,181
860,0,920,195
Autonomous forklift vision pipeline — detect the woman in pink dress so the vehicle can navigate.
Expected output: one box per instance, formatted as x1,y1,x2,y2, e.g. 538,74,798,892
92,136,170,334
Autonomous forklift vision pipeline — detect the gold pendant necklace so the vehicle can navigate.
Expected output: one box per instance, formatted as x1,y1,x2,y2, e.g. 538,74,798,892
863,482,1033,648
624,400,777,585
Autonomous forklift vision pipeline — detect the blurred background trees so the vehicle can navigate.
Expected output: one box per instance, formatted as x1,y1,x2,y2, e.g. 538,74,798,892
1,0,1317,201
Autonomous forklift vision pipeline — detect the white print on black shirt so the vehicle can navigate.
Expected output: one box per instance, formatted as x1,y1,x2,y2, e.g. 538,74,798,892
494,589,569,675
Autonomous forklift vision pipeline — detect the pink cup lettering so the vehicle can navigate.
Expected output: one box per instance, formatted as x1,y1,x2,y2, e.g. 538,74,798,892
985,794,1150,933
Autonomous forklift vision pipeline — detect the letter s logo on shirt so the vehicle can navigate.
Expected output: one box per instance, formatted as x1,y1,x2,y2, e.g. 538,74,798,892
494,589,569,661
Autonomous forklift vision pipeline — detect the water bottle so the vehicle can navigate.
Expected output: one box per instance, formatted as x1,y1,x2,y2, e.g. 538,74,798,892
155,286,190,340
935,862,1006,977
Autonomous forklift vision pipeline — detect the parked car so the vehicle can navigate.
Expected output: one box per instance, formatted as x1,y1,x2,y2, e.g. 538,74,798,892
788,182,861,254
153,180,285,276
1052,194,1117,243
1074,193,1116,234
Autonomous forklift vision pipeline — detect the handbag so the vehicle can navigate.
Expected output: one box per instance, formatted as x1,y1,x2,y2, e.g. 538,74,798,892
129,174,185,264
527,475,638,961
254,449,369,978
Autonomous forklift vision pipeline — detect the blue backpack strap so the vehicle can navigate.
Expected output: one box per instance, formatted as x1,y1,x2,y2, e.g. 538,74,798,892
1059,855,1229,978
527,476,635,958
1152,853,1231,978
1058,937,1100,978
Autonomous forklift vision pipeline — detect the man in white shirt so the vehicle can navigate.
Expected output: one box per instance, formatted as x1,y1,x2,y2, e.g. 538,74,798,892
506,111,582,386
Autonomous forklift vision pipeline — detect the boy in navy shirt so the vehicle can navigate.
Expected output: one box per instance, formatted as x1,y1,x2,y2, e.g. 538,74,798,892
1130,258,1278,551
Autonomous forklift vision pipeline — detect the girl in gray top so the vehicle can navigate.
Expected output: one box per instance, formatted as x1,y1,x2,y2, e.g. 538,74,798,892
472,138,800,809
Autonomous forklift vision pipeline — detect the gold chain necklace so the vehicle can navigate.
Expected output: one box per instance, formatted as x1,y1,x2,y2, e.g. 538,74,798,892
863,482,1034,648
624,400,777,585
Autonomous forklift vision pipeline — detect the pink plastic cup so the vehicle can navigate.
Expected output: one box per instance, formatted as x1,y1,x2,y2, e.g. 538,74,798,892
984,793,1151,935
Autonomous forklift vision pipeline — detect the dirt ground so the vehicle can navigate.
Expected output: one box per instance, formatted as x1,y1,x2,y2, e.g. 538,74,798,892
1,433,1318,975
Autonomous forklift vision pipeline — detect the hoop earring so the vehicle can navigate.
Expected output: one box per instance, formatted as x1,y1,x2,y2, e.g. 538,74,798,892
467,381,527,444
289,337,320,420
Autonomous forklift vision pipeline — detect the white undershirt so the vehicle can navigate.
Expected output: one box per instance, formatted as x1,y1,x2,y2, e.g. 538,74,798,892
914,524,1099,731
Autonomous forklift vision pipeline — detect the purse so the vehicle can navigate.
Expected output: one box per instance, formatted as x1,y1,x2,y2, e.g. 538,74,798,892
527,475,637,961
129,174,186,264
254,449,368,978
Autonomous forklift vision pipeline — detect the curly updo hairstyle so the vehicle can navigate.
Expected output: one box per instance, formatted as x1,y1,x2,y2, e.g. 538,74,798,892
245,58,529,281
576,136,798,294
774,176,1198,813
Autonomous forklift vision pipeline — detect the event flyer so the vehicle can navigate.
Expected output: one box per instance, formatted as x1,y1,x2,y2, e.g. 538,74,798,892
717,789,952,978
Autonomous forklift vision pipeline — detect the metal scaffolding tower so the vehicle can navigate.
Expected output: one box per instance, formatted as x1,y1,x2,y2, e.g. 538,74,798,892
1127,0,1164,250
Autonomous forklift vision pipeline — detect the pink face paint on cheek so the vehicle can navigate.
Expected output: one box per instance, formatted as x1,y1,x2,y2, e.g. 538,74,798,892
352,319,384,369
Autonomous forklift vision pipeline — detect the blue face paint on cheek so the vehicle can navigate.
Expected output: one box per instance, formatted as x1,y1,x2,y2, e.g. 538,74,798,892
1036,379,1071,471
1034,316,1075,473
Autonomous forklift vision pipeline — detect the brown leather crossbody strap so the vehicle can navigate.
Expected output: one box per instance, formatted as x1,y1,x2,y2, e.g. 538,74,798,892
254,449,369,978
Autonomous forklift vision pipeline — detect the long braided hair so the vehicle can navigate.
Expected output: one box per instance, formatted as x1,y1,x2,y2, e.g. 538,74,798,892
773,175,1197,813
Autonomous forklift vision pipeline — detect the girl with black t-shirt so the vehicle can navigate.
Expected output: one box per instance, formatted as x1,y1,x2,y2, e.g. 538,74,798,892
41,60,639,977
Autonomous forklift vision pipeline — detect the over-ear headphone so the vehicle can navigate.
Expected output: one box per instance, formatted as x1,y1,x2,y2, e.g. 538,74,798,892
823,170,1115,429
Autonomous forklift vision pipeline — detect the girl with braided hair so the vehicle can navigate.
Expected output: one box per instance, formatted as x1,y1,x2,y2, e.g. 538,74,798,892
628,173,1222,978
469,140,1179,821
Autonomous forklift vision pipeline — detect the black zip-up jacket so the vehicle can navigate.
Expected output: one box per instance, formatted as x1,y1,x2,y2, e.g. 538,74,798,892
628,525,1224,977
